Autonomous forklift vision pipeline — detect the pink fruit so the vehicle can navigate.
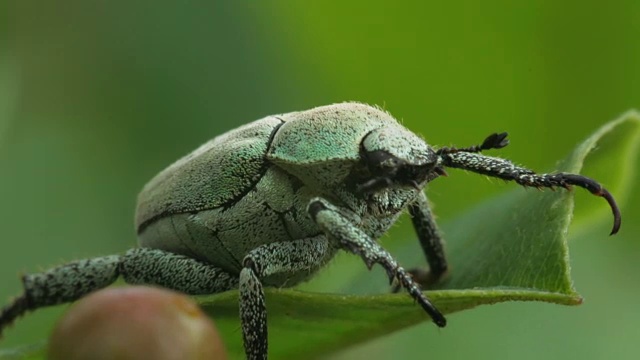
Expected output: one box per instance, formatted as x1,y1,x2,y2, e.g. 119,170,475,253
48,286,227,360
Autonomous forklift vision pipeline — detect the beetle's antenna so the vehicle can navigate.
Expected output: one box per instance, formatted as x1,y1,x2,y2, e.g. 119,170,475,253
429,132,510,181
436,132,510,155
437,149,621,235
0,294,29,337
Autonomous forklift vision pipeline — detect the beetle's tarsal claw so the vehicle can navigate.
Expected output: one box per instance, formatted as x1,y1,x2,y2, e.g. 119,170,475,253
415,292,446,327
601,189,622,235
556,174,621,235
385,268,396,285
0,294,30,337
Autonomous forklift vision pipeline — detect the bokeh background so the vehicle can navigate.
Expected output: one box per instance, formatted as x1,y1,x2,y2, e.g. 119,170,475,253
2,1,639,359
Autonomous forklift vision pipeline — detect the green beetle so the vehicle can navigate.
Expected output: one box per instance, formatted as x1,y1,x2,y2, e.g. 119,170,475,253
0,103,621,360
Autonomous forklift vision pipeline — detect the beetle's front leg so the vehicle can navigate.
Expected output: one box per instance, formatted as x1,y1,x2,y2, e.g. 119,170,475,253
307,197,446,327
393,191,448,292
239,236,333,360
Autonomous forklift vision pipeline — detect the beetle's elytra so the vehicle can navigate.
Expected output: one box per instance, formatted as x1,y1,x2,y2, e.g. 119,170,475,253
0,103,621,359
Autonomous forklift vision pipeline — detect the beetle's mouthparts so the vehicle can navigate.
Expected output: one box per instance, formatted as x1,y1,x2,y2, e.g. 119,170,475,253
356,176,392,194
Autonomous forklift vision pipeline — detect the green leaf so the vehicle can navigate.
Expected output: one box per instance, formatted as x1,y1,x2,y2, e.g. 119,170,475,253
0,342,46,360
1,111,638,360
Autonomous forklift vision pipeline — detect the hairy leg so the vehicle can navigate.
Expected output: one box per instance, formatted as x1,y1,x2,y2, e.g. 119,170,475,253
239,236,332,360
308,197,446,327
0,248,237,336
392,191,448,292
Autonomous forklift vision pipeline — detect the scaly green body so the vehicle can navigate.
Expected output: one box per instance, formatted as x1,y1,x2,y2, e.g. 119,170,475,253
136,104,424,287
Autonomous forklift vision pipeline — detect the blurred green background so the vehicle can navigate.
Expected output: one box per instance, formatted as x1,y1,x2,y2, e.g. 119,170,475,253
2,1,639,359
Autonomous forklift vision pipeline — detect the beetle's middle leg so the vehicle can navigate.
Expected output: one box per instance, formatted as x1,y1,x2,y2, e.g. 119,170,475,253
392,191,448,292
307,197,446,327
239,236,333,360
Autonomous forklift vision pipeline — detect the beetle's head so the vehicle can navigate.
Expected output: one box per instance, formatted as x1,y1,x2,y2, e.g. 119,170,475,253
355,126,439,193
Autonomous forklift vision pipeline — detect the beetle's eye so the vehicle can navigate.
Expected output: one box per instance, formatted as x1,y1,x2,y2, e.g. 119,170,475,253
364,150,401,174
397,164,420,180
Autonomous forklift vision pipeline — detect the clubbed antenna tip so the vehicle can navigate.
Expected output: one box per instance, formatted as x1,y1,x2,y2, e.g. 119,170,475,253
436,132,510,156
481,132,510,150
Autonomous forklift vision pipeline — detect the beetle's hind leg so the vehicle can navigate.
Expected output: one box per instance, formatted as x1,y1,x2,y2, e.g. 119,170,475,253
0,248,238,337
1,255,122,335
118,248,238,293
